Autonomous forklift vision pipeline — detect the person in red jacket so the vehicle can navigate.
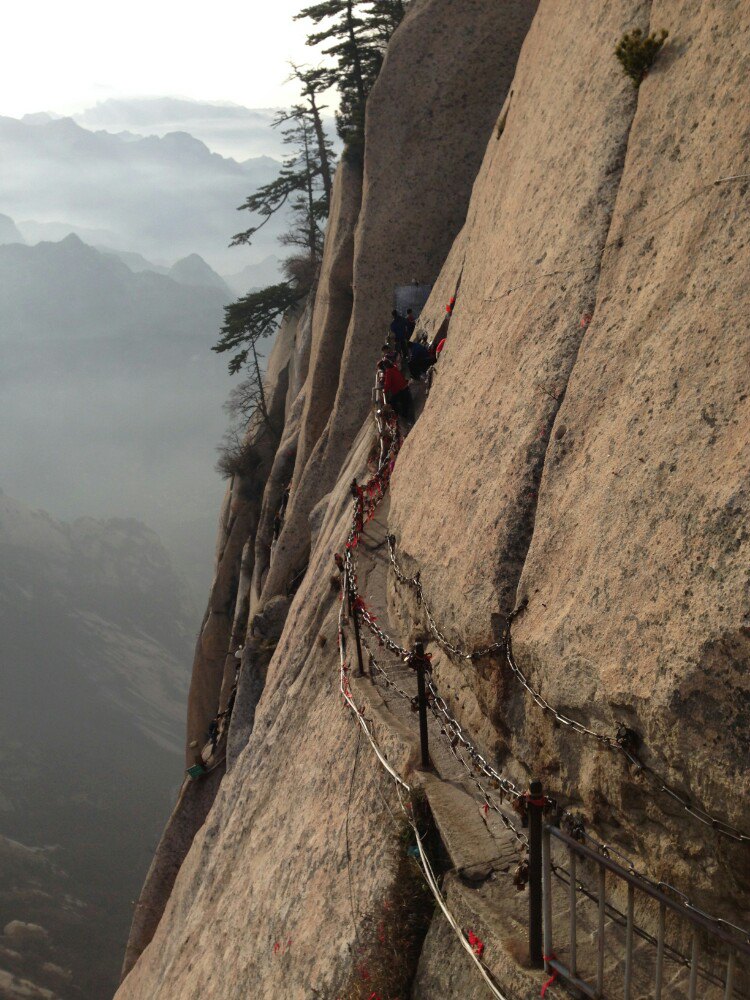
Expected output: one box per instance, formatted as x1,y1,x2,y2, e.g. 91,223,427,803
378,359,413,421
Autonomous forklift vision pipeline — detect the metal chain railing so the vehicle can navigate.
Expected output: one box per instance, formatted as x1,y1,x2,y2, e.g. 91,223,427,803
337,574,512,1000
387,533,750,846
336,383,750,960
362,631,528,847
363,591,750,939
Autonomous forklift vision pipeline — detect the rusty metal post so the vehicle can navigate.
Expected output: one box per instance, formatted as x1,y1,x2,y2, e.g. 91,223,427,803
414,642,430,769
528,779,545,968
350,581,365,678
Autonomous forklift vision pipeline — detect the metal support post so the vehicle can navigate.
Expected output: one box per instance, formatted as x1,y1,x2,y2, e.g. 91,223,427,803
350,581,365,677
413,642,430,769
528,780,544,968
542,825,553,972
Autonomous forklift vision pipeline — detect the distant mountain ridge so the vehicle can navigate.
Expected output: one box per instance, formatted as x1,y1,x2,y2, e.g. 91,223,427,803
0,213,24,244
0,113,283,271
74,97,286,161
169,253,231,294
0,233,227,340
0,233,236,602
0,210,236,292
223,254,282,295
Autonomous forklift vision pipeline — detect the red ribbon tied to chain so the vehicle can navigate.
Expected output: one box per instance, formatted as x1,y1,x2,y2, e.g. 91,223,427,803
467,930,484,958
541,955,558,996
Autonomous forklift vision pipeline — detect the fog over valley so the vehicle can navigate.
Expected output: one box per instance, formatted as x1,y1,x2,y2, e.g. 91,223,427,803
0,96,288,999
0,106,286,273
0,100,291,598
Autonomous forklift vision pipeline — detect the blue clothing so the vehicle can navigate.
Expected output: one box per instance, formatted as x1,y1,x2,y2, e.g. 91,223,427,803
390,315,408,343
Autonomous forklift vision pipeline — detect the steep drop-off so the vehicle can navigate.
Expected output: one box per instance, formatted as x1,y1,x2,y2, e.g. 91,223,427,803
0,496,191,1000
120,0,749,996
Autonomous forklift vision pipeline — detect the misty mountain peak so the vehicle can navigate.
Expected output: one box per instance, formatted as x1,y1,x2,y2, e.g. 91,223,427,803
0,213,25,245
169,253,230,293
58,231,85,248
21,111,60,124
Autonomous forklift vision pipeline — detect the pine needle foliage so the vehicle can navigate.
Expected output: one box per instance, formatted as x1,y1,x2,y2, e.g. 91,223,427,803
230,107,333,260
615,28,669,87
214,282,303,376
214,78,335,377
296,0,407,162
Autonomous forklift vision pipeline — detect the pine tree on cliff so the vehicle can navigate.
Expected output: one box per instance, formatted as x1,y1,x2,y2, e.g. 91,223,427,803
230,105,334,267
290,64,334,207
214,101,336,378
295,0,407,161
273,108,332,284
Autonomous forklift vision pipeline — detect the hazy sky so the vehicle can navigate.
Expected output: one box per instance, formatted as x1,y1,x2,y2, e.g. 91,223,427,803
1,1,315,117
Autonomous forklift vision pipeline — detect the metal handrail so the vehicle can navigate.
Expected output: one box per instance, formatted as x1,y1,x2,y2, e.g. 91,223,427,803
546,826,750,958
542,824,748,1000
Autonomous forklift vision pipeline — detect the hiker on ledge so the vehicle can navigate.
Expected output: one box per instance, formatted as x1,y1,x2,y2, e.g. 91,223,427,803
390,310,409,361
379,359,413,421
408,336,432,379
381,342,398,366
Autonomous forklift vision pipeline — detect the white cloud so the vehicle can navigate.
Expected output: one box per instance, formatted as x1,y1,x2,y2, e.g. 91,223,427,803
1,0,318,117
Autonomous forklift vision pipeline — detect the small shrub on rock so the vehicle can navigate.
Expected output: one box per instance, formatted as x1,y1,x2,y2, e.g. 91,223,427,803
615,28,669,87
215,433,261,480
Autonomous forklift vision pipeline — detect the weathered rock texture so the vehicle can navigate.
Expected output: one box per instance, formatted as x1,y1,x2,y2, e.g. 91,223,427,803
122,307,307,977
119,427,425,999
262,0,537,605
120,0,750,996
255,160,362,609
390,0,750,917
185,305,303,760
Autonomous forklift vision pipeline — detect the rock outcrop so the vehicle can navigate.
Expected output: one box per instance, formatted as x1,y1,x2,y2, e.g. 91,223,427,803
390,0,750,916
120,0,750,996
262,0,537,609
121,308,306,978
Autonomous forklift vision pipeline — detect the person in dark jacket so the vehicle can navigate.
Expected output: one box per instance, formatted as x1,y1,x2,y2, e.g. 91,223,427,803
390,310,409,360
379,359,413,420
408,338,432,379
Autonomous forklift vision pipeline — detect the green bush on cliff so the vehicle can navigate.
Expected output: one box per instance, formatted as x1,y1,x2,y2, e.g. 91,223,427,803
615,27,669,87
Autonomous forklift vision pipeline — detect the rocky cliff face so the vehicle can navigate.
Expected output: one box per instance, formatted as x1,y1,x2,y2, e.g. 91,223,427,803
119,0,749,996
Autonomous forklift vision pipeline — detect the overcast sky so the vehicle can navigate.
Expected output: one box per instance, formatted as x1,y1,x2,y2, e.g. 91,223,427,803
1,1,315,117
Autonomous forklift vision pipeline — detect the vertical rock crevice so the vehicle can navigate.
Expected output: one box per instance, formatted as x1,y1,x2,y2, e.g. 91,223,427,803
506,3,654,607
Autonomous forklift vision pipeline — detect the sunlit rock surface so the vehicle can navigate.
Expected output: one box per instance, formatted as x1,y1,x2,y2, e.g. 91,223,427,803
119,0,749,996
